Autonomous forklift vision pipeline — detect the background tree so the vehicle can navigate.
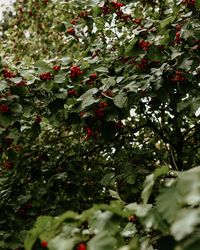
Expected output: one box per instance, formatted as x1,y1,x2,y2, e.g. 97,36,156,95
0,0,200,249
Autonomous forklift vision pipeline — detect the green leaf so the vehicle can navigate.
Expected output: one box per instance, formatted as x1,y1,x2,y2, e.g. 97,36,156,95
124,38,138,57
121,223,137,238
156,185,181,224
142,165,169,204
177,167,200,205
78,88,99,109
89,210,120,234
10,103,23,113
24,216,54,250
54,73,66,83
113,92,127,108
88,232,117,250
160,16,176,29
0,81,8,91
171,209,200,241
179,58,193,71
95,67,109,73
78,88,98,101
100,173,115,186
196,0,200,8
141,173,154,204
0,113,12,128
49,237,75,250
126,203,152,217
35,61,52,72
11,77,23,83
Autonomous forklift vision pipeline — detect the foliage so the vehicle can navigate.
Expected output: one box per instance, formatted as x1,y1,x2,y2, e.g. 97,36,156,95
0,0,200,249
24,167,200,250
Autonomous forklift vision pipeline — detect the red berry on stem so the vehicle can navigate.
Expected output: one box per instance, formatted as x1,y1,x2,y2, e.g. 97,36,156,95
77,243,87,250
53,65,61,71
41,240,48,248
89,73,97,81
67,27,75,36
68,89,77,96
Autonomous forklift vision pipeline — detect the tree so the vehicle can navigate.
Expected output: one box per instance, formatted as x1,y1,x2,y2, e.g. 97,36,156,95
0,0,200,249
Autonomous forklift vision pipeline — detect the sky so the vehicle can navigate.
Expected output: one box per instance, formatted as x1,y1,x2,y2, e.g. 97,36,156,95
0,0,15,20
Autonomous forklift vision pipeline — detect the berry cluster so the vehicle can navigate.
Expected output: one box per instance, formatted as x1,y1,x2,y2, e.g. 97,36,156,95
171,71,185,82
70,65,83,79
39,72,52,81
0,104,9,113
111,1,125,9
175,31,181,44
3,69,15,78
116,10,132,23
101,5,112,15
94,101,109,119
84,127,94,140
137,59,148,70
16,80,27,87
183,0,196,7
138,40,151,51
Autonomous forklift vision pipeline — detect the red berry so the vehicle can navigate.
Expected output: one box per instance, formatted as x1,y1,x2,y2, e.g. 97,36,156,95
16,81,27,87
70,18,79,25
111,1,125,9
89,73,97,81
39,72,52,81
68,89,77,96
76,243,87,250
133,18,142,25
101,5,112,15
2,69,15,78
171,71,185,82
116,120,124,129
175,31,181,44
70,65,83,79
41,240,48,248
35,115,42,124
67,27,75,36
84,127,94,140
137,59,148,70
0,104,9,113
138,40,151,51
183,0,196,7
98,101,108,108
53,65,61,71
